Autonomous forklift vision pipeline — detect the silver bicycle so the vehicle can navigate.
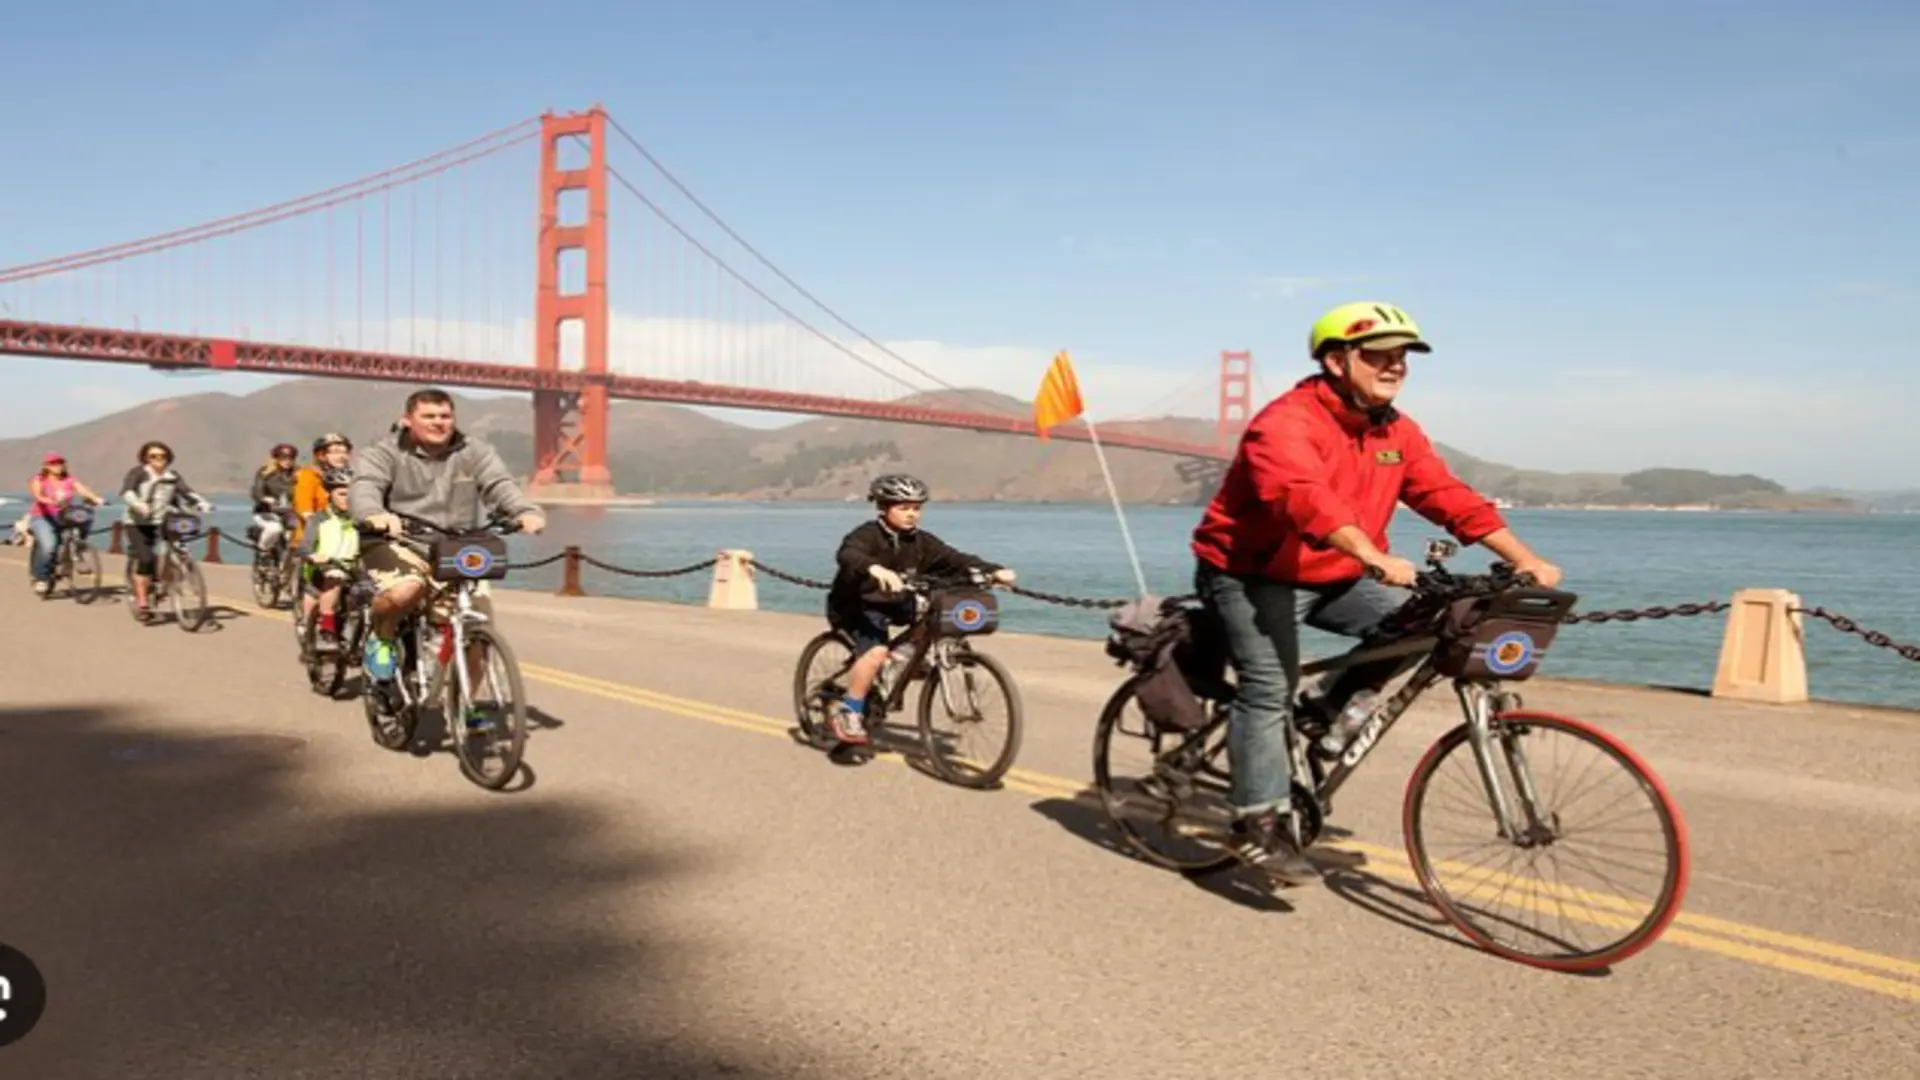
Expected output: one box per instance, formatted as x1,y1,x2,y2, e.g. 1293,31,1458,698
358,512,529,791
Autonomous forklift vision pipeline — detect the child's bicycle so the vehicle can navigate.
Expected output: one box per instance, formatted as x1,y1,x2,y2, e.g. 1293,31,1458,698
792,568,1024,788
1095,539,1689,973
292,561,371,699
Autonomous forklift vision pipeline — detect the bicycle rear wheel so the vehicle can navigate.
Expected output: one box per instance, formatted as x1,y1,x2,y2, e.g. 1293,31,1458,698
449,625,529,790
251,545,282,608
792,630,854,748
1093,677,1238,873
1404,709,1690,972
70,544,102,604
171,557,208,632
918,649,1023,788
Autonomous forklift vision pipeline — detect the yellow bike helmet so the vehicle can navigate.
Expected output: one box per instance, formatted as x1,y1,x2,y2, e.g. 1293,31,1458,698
1309,302,1432,359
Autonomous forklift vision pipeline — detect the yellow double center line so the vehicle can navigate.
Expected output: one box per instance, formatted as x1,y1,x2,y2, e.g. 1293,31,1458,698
112,569,1920,1006
517,661,1920,1006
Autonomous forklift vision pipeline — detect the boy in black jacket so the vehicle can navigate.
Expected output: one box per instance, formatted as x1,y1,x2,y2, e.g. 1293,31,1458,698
823,473,1017,746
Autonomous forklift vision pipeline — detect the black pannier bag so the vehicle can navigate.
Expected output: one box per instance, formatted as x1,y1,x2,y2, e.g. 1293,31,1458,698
1104,595,1227,732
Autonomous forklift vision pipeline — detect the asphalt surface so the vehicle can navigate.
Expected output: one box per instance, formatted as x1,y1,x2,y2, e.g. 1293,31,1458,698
1,554,1916,1079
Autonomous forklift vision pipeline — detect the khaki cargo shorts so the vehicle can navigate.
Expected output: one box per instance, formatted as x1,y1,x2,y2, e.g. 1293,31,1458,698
361,540,494,617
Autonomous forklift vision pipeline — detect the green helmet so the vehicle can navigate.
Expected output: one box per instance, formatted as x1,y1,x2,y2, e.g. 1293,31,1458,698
1309,302,1432,359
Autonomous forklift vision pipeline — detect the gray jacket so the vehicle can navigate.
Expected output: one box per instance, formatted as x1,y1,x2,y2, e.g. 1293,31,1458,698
349,426,540,532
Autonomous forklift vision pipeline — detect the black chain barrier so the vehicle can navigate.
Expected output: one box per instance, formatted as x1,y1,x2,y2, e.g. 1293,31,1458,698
1794,606,1920,663
55,522,1919,665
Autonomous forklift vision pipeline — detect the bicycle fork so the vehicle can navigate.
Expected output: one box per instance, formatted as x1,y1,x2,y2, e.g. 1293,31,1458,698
1455,684,1555,846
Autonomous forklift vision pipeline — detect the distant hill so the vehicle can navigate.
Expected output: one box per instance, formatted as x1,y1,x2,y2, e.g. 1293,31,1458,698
0,378,1859,511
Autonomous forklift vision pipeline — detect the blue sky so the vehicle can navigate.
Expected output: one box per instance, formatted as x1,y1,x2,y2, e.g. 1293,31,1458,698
1,0,1915,488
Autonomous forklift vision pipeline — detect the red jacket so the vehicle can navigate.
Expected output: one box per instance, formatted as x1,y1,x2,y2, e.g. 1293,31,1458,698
1191,375,1506,584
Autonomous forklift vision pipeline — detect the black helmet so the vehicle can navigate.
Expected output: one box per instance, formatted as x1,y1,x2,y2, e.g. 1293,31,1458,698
313,432,351,454
868,473,930,505
321,467,353,491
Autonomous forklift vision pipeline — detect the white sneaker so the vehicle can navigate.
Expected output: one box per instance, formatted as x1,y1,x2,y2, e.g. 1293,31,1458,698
32,580,49,595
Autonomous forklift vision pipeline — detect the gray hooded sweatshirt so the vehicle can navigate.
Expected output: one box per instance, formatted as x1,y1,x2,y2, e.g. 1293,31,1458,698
349,425,540,533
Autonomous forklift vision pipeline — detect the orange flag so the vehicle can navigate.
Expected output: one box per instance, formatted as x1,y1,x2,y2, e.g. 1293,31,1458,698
1033,351,1085,439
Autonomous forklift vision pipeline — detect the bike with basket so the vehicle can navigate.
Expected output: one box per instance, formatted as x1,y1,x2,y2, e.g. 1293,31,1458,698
792,568,1025,788
1095,538,1689,972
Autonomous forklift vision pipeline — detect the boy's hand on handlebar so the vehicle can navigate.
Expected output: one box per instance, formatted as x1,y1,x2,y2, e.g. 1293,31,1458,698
990,568,1016,586
1363,552,1419,587
868,565,904,593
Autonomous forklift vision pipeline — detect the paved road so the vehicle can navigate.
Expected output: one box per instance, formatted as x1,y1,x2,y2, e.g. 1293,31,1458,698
2,555,1916,1079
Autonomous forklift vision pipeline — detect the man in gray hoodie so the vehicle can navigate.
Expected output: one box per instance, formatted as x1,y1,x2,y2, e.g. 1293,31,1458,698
350,387,547,684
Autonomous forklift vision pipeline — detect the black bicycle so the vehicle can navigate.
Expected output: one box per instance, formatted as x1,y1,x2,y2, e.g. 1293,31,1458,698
357,512,529,791
1094,539,1690,973
124,508,210,631
793,568,1024,788
294,561,371,699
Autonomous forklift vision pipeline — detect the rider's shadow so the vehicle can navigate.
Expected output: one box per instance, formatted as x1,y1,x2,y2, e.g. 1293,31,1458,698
1028,792,1298,915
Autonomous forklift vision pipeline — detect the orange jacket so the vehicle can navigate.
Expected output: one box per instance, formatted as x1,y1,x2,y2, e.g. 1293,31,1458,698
291,466,327,542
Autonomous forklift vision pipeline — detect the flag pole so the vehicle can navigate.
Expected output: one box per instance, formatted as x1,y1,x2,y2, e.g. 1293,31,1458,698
1078,414,1151,600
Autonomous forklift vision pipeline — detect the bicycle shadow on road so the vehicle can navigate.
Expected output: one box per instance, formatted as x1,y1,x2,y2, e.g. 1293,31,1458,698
1318,869,1613,978
0,704,871,1079
1027,791,1301,914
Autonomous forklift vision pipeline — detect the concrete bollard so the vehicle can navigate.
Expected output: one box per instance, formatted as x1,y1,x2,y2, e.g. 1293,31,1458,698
558,546,586,597
707,549,758,610
1710,588,1809,704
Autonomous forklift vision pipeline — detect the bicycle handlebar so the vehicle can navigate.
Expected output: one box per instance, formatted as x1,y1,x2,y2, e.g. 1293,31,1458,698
898,567,995,593
354,510,524,542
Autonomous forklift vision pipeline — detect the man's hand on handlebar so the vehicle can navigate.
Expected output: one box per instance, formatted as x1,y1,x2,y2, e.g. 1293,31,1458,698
515,511,546,536
989,567,1016,586
1509,556,1563,589
364,512,403,537
1362,552,1419,588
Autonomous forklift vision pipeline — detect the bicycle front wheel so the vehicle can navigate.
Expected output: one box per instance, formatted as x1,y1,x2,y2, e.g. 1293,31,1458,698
449,624,529,790
1404,709,1690,972
251,546,282,608
171,557,209,632
71,544,103,604
917,648,1023,789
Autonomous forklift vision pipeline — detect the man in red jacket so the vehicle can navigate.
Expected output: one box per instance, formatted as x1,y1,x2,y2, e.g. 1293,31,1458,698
1190,301,1562,887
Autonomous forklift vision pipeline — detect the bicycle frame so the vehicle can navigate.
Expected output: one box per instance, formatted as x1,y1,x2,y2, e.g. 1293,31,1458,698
384,577,491,713
842,575,993,717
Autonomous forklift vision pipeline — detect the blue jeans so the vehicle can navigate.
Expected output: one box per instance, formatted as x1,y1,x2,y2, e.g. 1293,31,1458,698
27,516,59,582
1195,561,1408,816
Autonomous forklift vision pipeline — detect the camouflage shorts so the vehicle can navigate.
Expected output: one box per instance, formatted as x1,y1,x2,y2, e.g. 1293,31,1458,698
360,541,493,613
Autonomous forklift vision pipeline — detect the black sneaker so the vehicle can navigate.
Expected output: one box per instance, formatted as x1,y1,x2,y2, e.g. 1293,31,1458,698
1230,810,1321,888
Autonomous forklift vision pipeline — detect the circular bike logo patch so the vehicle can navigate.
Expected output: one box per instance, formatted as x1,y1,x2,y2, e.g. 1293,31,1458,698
455,545,493,577
1484,630,1535,675
949,599,989,631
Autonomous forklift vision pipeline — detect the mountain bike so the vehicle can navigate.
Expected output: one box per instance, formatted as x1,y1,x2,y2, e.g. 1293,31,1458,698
294,562,371,699
124,509,209,632
1093,539,1689,973
793,568,1024,788
357,512,529,791
33,500,104,603
250,505,300,609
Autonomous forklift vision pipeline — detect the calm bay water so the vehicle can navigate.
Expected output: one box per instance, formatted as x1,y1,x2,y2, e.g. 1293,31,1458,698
17,492,1916,710
512,501,1917,711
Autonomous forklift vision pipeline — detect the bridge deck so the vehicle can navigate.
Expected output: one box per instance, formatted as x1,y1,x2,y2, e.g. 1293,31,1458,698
3,554,1917,1078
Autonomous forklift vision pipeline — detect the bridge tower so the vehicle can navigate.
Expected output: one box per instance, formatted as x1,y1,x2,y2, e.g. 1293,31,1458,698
1218,349,1253,448
529,107,615,503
